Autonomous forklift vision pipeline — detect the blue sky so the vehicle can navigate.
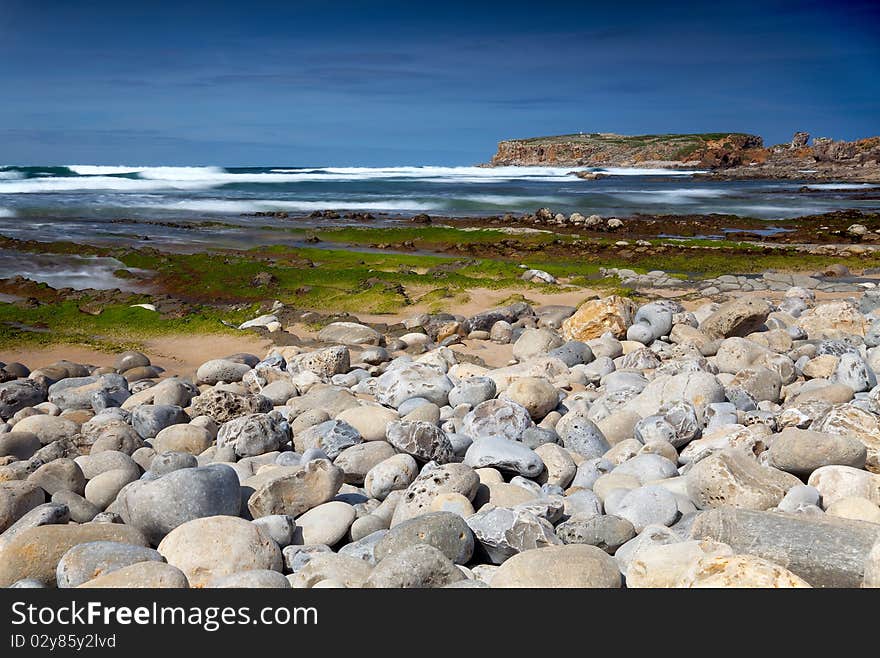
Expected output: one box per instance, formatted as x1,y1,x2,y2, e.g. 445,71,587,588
1,0,878,165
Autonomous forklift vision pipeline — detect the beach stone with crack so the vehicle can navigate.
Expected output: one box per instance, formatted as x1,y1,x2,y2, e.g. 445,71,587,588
467,506,560,563
768,427,867,476
217,412,290,457
152,424,213,455
686,449,800,510
0,380,47,420
555,514,635,552
462,399,533,442
376,511,474,564
196,359,252,385
56,541,163,588
502,377,559,420
626,539,734,588
318,322,383,346
287,346,350,378
464,436,544,477
130,405,189,439
364,544,465,588
376,362,453,408
0,522,148,587
391,463,480,526
333,441,396,485
385,420,454,464
562,296,637,341
613,485,679,531
491,544,621,588
295,501,356,546
158,515,282,588
364,453,419,500
121,464,241,544
294,419,362,460
699,297,771,340
246,460,343,518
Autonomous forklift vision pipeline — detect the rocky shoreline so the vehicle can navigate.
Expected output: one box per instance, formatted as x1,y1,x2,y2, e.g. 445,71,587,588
1,284,880,588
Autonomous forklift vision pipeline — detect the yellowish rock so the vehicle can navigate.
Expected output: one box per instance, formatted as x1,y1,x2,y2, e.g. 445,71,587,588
562,296,637,341
676,554,812,588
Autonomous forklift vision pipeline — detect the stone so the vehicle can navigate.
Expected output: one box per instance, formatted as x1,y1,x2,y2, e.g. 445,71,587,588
336,406,398,442
287,346,350,378
0,523,148,587
376,511,474,564
825,497,880,524
48,374,129,411
121,464,241,544
189,389,271,424
77,561,189,588
363,544,465,588
295,501,356,545
217,413,290,458
512,329,564,362
557,413,610,458
385,420,454,464
287,553,373,588
131,405,189,439
464,436,543,477
490,544,621,588
699,298,771,340
562,296,637,341
84,468,139,510
690,507,880,588
12,415,78,446
466,506,560,563
375,363,452,408
334,441,397,485
555,514,635,553
808,465,880,508
56,541,163,588
391,463,480,526
318,322,383,346
246,460,343,518
364,454,419,500
461,399,533,441
768,427,867,476
196,359,252,385
158,516,282,588
0,432,41,460
686,449,800,510
534,443,576,488
152,424,213,455
209,570,291,588
0,380,46,420
502,377,559,420
27,458,86,496
614,485,680,531
448,377,496,408
294,419,362,460
626,539,733,588
812,405,880,473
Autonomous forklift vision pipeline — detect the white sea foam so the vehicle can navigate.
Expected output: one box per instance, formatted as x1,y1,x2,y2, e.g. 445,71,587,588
68,165,146,175
613,188,728,204
150,199,442,213
0,176,220,194
0,171,22,180
0,207,14,217
804,183,879,190
459,194,568,205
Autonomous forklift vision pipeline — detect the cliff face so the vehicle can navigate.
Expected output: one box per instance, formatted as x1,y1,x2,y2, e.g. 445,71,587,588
488,132,880,181
490,132,765,168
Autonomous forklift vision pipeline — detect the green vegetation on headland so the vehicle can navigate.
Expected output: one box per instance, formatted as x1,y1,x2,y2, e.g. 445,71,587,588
0,222,877,351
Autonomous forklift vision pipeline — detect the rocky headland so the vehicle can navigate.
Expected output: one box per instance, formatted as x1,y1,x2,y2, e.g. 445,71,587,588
489,131,880,182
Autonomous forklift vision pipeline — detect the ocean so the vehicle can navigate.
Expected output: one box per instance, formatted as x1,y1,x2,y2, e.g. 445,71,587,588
0,164,878,290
